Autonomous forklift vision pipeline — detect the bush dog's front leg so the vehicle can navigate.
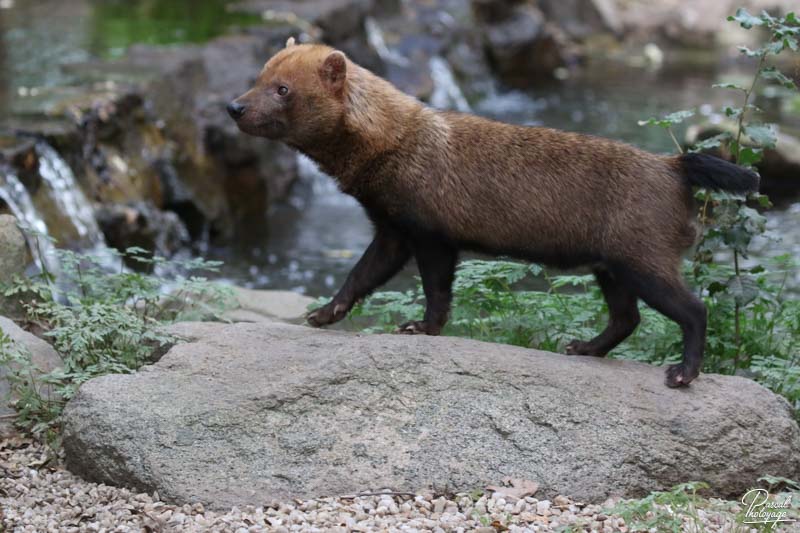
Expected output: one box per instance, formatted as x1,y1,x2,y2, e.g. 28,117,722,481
398,240,458,335
307,228,411,327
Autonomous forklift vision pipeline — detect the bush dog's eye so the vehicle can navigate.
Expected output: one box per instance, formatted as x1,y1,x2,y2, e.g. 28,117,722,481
277,86,289,96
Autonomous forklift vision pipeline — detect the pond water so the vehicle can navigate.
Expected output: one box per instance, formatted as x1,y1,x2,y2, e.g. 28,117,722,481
0,0,262,115
1,0,798,295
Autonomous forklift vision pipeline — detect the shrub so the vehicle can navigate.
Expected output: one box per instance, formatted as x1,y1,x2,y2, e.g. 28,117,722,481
0,244,233,445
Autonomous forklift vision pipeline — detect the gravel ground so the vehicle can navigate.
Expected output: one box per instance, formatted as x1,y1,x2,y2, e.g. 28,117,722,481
1,437,795,532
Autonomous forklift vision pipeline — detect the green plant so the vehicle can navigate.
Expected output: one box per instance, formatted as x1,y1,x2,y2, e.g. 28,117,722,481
608,480,800,533
642,9,798,356
608,482,710,533
0,244,233,445
694,9,796,361
639,8,800,405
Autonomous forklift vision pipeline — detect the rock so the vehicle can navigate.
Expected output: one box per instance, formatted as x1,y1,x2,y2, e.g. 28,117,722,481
62,321,800,509
471,0,519,24
233,0,381,71
226,288,315,324
473,1,575,86
0,316,62,437
0,215,31,319
0,137,40,189
96,202,190,266
6,25,301,248
538,0,623,39
364,0,491,102
617,0,799,48
123,32,299,242
155,288,313,328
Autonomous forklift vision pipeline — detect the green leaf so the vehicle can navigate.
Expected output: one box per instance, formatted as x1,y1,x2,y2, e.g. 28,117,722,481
690,132,732,152
724,106,743,119
760,66,797,89
738,45,765,57
737,146,764,167
726,275,760,306
529,264,543,276
765,40,787,55
745,123,777,149
638,109,695,128
728,8,764,29
713,83,747,92
760,10,778,26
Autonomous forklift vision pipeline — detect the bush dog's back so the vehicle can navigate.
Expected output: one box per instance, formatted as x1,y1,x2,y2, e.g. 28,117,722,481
228,40,759,387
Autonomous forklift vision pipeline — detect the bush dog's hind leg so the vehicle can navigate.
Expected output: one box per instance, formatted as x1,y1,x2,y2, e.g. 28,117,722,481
398,240,458,335
616,263,707,387
308,228,411,327
566,267,641,357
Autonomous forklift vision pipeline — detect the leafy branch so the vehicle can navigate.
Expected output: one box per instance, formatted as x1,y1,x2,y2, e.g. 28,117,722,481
641,7,798,365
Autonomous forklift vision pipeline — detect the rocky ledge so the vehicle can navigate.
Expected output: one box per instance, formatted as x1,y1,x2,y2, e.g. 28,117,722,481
61,321,799,510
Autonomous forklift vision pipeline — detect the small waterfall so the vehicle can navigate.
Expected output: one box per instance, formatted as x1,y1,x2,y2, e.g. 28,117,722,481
35,142,105,248
0,169,59,274
291,154,359,208
365,17,410,67
429,56,471,112
364,17,470,113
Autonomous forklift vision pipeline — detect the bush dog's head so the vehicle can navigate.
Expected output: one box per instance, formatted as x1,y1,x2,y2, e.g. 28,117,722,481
228,38,348,146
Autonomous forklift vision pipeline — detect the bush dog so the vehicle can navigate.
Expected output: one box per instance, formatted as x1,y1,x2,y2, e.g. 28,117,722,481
228,39,759,387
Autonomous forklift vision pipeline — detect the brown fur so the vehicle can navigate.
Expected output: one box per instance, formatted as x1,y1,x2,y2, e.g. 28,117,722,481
229,43,756,388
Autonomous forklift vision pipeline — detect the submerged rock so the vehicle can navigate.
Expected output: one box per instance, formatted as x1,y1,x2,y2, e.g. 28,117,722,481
62,321,800,509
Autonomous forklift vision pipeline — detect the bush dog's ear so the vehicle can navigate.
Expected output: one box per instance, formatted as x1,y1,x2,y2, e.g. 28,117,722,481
285,37,296,48
320,51,347,94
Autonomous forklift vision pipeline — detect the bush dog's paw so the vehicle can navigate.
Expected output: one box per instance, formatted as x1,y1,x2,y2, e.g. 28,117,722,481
396,321,441,335
565,340,606,357
665,363,699,388
306,301,348,327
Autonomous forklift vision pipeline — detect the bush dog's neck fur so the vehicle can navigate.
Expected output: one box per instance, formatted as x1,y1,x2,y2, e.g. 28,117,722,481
229,41,759,388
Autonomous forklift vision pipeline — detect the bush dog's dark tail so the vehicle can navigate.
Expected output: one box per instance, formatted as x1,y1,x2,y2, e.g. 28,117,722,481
679,152,760,193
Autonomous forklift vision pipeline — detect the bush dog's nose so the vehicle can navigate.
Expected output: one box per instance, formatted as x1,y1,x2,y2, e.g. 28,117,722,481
227,101,246,119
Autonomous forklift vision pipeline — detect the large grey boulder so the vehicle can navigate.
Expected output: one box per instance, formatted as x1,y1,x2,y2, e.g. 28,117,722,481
0,316,62,437
62,321,800,509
